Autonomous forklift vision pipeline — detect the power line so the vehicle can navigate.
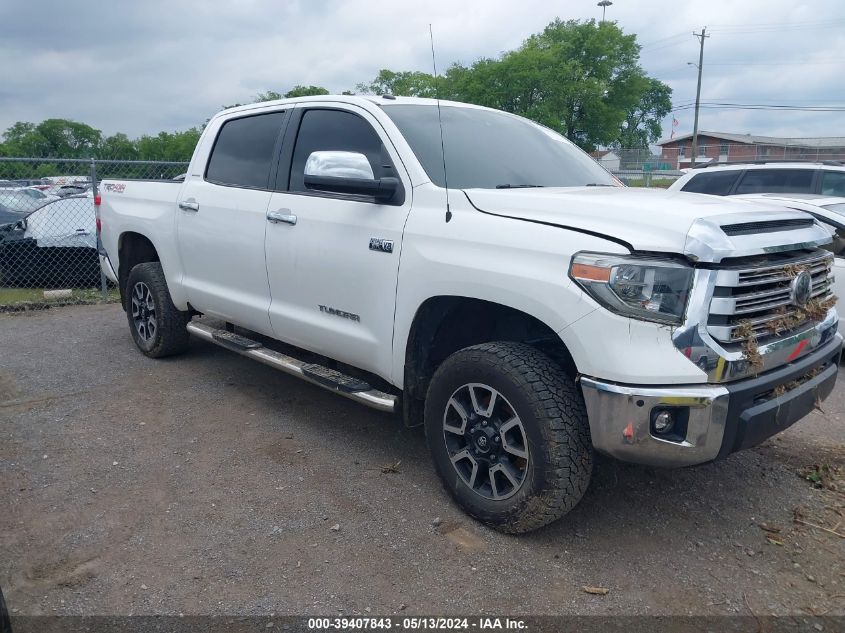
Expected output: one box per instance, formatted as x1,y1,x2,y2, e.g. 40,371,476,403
641,18,845,53
707,59,845,66
708,19,845,34
670,102,845,113
641,39,690,53
640,32,689,48
673,97,845,104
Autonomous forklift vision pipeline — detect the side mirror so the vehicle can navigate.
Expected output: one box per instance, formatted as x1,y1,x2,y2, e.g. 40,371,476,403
303,151,399,203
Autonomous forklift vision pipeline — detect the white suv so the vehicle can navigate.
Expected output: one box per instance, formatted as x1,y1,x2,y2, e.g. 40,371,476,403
668,161,845,197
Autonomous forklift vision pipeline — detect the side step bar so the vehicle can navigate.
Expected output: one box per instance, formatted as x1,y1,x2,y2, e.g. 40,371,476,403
186,322,397,413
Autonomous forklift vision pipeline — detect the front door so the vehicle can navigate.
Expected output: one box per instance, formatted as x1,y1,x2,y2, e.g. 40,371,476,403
177,110,287,333
265,105,412,378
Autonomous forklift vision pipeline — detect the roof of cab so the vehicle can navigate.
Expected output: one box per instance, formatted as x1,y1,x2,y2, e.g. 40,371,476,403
213,94,491,120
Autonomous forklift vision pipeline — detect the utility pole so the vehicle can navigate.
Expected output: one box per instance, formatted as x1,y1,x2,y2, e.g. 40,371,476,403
690,27,709,168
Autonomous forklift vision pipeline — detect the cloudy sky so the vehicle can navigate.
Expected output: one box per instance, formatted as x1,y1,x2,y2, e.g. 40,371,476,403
1,0,843,144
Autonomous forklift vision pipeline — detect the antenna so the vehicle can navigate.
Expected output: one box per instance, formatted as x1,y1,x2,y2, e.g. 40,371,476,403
429,24,451,222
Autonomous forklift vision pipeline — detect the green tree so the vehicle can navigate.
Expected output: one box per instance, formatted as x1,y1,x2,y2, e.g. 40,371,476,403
505,19,656,150
221,85,331,111
1,119,102,158
357,70,439,97
0,122,41,156
254,90,283,102
614,77,673,149
101,132,138,160
358,19,671,151
284,85,329,98
34,118,102,157
136,129,201,162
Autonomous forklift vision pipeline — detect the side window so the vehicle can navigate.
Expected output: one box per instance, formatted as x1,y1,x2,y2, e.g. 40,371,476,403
205,111,285,189
734,169,814,194
821,171,845,196
289,109,393,193
681,170,741,195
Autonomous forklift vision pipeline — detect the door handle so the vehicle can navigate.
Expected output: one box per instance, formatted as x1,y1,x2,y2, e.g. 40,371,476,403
267,210,297,225
178,199,199,212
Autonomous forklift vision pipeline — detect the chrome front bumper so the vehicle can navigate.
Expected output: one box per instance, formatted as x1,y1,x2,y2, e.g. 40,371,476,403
580,335,842,468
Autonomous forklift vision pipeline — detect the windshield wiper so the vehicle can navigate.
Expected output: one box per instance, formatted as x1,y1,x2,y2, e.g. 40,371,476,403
585,183,614,187
495,184,545,189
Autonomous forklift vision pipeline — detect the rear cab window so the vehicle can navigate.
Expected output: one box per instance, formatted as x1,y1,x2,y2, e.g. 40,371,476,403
205,111,286,189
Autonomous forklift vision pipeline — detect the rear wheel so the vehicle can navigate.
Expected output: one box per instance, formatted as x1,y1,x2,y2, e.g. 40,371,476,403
424,342,592,533
125,262,190,358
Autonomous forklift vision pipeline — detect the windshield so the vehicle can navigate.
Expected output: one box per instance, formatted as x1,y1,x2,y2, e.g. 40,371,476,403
382,104,616,189
821,202,845,217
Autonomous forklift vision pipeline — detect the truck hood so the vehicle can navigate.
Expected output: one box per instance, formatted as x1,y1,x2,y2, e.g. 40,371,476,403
463,186,833,262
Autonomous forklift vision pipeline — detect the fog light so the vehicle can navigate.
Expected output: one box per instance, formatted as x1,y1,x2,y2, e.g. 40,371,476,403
652,410,674,434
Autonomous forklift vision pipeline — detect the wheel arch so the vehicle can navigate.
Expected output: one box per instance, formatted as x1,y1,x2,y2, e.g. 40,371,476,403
402,296,578,402
117,232,160,310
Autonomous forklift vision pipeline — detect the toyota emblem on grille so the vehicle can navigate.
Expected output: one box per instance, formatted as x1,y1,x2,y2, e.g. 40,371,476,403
789,270,813,307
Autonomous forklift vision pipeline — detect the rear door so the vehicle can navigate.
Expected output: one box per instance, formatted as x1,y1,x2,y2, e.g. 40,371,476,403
263,104,412,378
176,110,288,333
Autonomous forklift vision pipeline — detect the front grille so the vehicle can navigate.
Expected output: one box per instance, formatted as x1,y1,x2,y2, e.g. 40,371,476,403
721,218,814,236
707,249,835,344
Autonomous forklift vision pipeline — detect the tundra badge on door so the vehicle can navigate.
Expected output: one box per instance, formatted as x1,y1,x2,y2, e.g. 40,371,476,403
369,238,394,254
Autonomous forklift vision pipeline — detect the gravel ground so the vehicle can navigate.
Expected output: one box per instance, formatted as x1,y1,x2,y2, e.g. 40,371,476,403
1,304,843,618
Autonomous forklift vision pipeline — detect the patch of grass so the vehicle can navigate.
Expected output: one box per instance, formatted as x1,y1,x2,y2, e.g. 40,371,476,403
0,287,46,304
0,286,120,310
622,179,673,188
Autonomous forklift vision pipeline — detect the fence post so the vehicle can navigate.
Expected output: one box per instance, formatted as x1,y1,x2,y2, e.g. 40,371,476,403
91,159,108,301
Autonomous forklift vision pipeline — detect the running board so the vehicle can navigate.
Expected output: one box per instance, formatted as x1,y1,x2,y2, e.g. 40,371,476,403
186,322,397,413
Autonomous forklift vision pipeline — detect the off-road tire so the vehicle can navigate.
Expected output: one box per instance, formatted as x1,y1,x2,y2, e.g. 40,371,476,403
0,583,11,633
125,262,190,358
425,342,593,533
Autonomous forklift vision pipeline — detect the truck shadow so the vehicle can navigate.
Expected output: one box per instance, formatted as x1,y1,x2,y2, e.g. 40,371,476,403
188,337,821,546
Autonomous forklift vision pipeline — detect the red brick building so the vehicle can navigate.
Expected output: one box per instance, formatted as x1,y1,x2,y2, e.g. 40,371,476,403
657,131,845,169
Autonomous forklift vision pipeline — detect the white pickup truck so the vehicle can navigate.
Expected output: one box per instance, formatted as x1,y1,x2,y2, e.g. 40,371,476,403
98,95,842,533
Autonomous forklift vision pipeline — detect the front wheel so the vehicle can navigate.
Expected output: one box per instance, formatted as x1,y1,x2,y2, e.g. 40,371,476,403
424,342,593,533
125,262,190,358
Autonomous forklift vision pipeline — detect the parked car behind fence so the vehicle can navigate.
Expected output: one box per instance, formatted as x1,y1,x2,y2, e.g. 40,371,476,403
0,157,188,300
0,195,99,287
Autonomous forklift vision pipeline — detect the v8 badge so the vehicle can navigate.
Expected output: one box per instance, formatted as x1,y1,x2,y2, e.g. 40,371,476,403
369,238,394,254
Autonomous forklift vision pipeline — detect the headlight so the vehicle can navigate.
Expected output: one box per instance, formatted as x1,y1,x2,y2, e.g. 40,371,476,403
569,252,693,324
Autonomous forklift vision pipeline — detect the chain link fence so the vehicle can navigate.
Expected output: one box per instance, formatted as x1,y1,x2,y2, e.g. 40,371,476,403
596,143,845,186
0,157,187,310
3,146,841,308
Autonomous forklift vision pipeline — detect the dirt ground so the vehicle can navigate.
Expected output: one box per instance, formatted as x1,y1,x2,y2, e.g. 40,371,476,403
1,304,843,618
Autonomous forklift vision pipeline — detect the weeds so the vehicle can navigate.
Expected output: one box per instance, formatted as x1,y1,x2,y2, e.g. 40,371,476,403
783,263,808,279
797,464,840,492
803,294,838,321
736,320,764,374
